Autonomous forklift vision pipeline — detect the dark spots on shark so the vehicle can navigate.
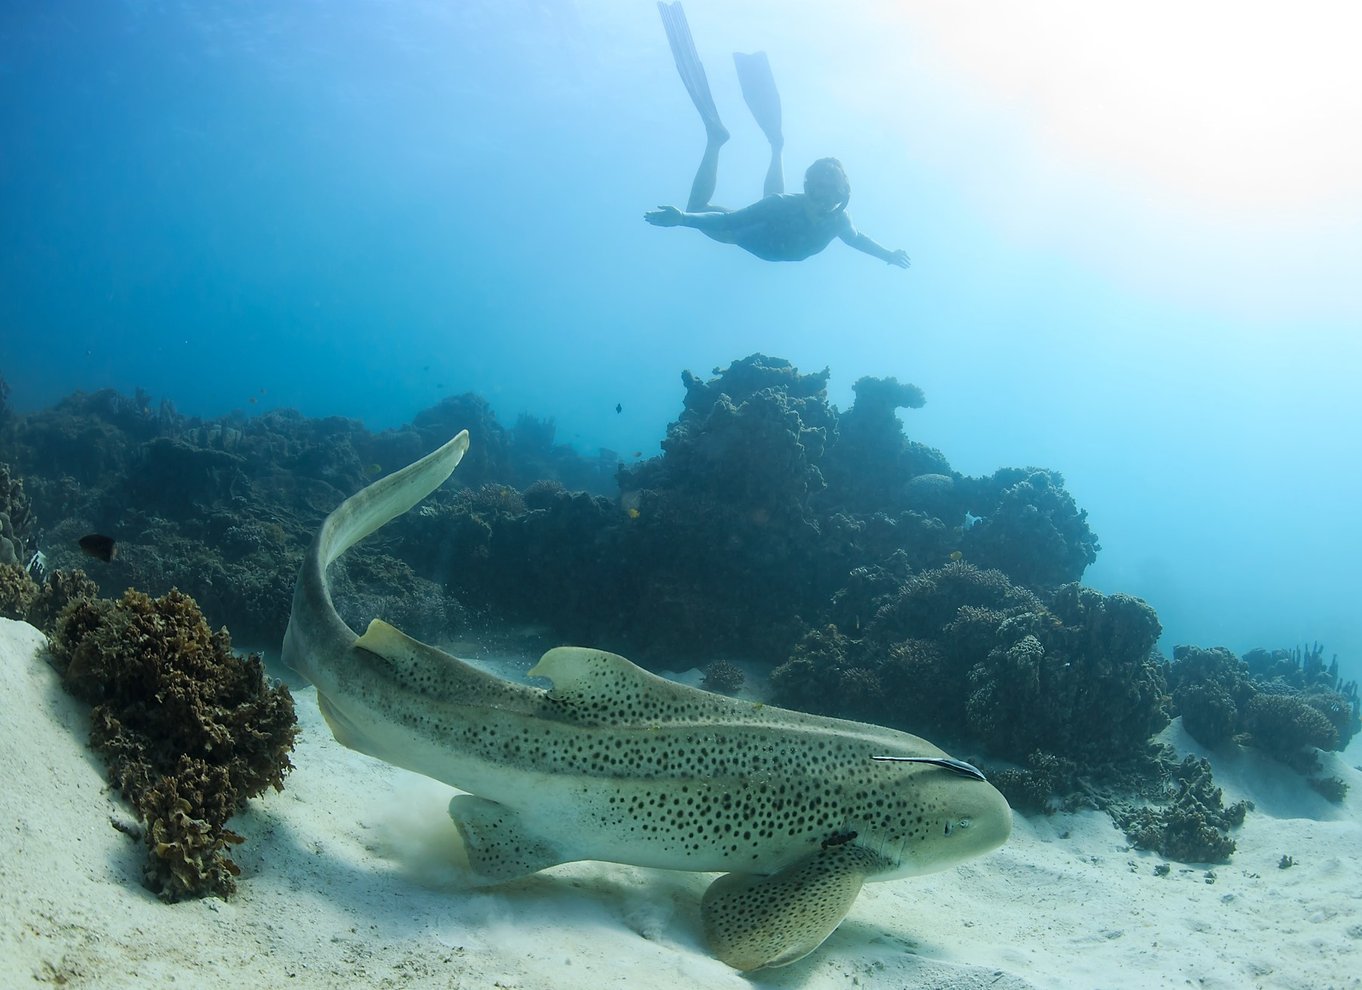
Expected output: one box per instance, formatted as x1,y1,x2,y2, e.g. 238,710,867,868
821,830,858,850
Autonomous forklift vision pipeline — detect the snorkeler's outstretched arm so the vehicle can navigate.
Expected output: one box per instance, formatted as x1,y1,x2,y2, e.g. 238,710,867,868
839,219,910,268
645,197,769,231
644,205,688,227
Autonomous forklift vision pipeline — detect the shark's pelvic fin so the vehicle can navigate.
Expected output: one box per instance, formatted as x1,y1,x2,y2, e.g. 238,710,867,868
702,844,887,972
449,795,565,885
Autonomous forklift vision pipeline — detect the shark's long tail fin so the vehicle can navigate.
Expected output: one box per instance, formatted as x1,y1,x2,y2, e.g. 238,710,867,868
282,430,470,687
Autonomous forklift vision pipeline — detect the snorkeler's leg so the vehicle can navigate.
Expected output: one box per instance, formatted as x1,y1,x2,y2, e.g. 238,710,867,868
733,50,784,195
659,2,728,144
658,2,729,210
688,139,726,212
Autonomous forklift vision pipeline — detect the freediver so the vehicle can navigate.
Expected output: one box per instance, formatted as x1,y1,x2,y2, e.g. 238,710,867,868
645,2,910,269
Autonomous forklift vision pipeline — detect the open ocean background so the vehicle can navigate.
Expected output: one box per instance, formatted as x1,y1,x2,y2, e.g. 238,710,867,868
2,1,1358,678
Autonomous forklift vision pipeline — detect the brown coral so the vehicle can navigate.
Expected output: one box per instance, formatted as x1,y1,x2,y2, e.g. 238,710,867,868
49,588,297,900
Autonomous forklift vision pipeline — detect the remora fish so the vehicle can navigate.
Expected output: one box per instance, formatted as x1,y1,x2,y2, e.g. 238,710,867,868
282,431,1011,972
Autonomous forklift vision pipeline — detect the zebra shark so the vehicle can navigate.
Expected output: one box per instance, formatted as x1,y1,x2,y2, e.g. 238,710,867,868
282,430,1011,971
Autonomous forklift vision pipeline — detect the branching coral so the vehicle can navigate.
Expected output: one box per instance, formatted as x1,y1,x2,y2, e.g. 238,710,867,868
1169,642,1358,767
1244,693,1338,772
1112,755,1250,864
0,461,36,566
770,624,897,720
961,468,1100,588
989,751,1078,815
817,374,946,515
701,659,746,694
1167,645,1255,748
49,588,297,900
775,566,1168,771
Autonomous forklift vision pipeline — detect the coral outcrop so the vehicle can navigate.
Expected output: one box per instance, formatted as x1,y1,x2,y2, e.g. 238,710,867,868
8,354,1220,859
772,563,1168,769
1168,641,1359,772
1111,754,1250,863
48,588,297,900
0,461,36,566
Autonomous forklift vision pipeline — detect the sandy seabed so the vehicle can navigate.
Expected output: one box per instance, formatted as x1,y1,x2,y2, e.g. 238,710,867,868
2,617,1359,990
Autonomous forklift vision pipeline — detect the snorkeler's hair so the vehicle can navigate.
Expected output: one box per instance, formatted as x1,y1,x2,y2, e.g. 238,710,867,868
804,157,850,209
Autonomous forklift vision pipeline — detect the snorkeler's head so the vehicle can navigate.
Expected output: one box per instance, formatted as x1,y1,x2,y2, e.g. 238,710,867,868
804,157,850,212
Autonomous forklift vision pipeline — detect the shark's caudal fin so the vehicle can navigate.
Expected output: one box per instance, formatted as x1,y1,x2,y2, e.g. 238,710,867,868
702,845,887,972
282,430,470,687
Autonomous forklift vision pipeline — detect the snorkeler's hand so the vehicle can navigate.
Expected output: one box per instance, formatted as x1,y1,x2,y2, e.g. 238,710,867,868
888,249,911,269
644,205,685,227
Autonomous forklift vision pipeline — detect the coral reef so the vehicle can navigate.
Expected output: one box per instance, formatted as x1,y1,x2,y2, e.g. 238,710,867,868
1112,755,1250,864
1244,693,1338,771
49,588,297,900
3,381,628,649
0,461,36,566
0,562,99,635
772,564,1167,772
701,659,746,694
0,562,38,619
9,354,1210,857
817,374,945,515
960,468,1101,588
989,751,1079,815
1168,642,1359,770
1307,775,1349,804
770,624,879,720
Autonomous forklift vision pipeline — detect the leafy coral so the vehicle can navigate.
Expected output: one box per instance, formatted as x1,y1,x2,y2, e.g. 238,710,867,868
49,588,297,900
0,562,99,635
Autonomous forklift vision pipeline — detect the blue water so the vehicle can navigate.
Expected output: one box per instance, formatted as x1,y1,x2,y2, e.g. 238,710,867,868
2,1,1358,679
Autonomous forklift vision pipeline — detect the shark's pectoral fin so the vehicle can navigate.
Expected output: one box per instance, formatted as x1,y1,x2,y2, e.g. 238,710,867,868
448,794,565,885
702,844,885,972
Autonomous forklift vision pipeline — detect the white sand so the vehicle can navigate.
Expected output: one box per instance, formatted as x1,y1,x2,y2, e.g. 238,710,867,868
2,616,1359,989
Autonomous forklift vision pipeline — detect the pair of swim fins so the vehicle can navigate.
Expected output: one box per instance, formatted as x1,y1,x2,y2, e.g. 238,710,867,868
657,1,783,147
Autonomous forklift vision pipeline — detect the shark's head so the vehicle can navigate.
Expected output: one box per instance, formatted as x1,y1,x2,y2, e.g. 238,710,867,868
864,759,1012,879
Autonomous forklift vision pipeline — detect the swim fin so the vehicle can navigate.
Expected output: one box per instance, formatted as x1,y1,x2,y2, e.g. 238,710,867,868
658,2,725,137
733,50,783,148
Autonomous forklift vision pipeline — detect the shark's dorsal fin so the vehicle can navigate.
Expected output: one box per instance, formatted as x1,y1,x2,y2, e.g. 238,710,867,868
528,646,735,725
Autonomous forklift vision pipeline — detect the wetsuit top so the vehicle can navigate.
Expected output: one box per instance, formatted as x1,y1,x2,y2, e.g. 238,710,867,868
718,194,852,262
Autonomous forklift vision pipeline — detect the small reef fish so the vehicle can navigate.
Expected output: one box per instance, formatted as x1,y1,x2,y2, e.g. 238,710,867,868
615,402,623,413
949,550,963,562
282,432,1012,972
77,533,117,562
